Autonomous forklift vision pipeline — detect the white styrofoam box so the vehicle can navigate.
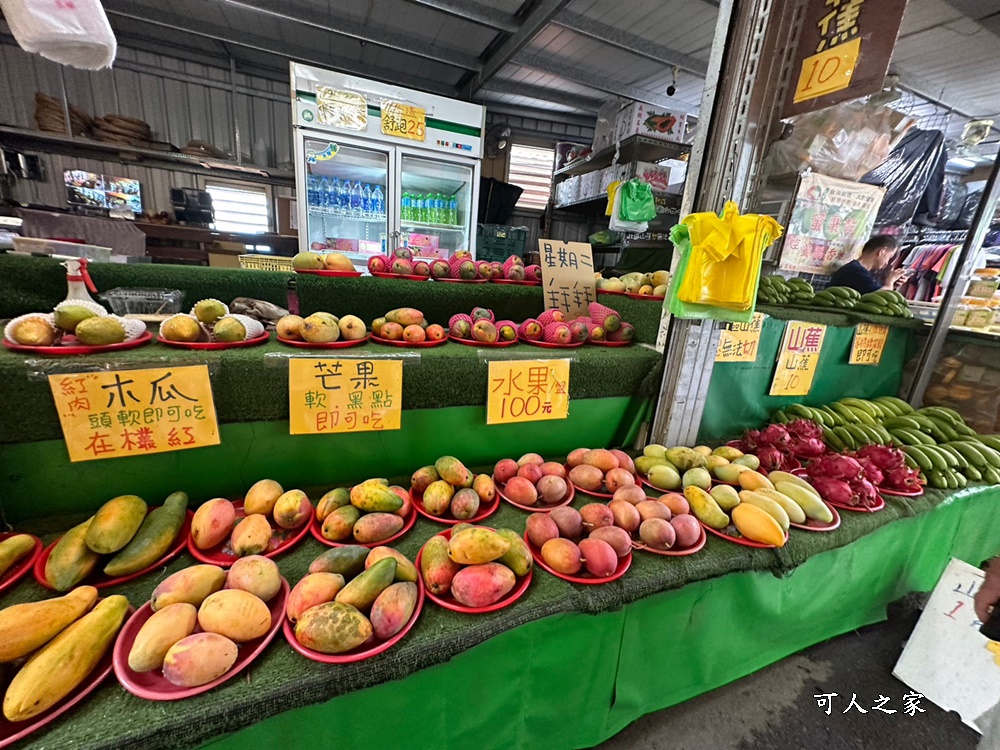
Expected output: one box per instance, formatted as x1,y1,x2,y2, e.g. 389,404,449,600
599,166,616,192
614,102,690,144
659,158,689,193
579,170,601,200
560,175,580,206
633,161,672,192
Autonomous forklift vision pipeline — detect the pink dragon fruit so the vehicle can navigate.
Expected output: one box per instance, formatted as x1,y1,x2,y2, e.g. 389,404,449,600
855,456,884,487
791,437,827,458
856,478,879,507
760,424,792,448
809,476,859,506
883,464,923,491
809,454,864,481
785,419,823,440
855,444,905,471
740,429,763,452
756,446,786,471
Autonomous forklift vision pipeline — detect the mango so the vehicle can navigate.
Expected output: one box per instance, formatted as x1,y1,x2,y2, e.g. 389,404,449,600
732,454,761,470
737,469,774,491
647,464,682,491
767,471,820,496
713,463,749,484
316,488,351,521
589,526,633,557
604,468,635,493
198,589,271,642
420,535,460,595
568,464,604,492
505,476,538,506
705,455,730,470
322,505,361,541
410,465,439,493
451,563,516,607
353,513,404,543
162,632,238,687
365,547,418,583
639,518,676,550
579,538,617,577
295,601,372,654
434,456,471,486
244,479,283,515
671,515,701,548
774,481,833,523
610,450,636,475
191,498,237,550
642,444,667,459
549,506,583,539
273,490,312,529
682,468,712,490
450,489,481,520
0,586,98,663
335,558,396,612
665,447,706,472
385,307,424,327
732,503,785,546
636,500,671,522
104,491,188,576
85,494,147,554
151,564,227,611
537,475,568,505
309,545,368,577
472,474,496,504
608,499,641,533
613,485,647,506
0,534,35,578
451,523,475,537
496,529,532,576
231,514,271,556
582,449,619,472
713,446,744,460
421,480,454,516
659,493,690,515
566,447,590,466
44,517,102,591
518,452,544,467
525,513,559,548
286,573,345,623
752,488,807,525
448,527,509,565
225,555,282,602
580,503,614,530
709,484,741,511
540,538,582,575
370,582,418,639
634,455,668,476
127,603,197,673
350,483,403,513
684,486,729,530
390,486,411,518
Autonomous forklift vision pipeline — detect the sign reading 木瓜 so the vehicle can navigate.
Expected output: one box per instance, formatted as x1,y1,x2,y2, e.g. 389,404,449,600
487,359,570,425
716,312,766,363
769,321,827,396
49,365,219,463
289,358,402,435
538,240,596,321
380,99,426,142
850,323,889,365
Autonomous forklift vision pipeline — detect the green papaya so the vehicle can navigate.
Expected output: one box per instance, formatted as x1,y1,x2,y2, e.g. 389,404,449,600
45,518,102,591
85,495,147,554
103,492,188,576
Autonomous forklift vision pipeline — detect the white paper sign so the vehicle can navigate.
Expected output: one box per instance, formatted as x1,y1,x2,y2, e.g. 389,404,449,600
893,558,1000,732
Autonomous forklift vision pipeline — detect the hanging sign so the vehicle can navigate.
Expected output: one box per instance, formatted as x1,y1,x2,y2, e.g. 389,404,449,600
769,321,827,396
850,323,889,365
48,366,219,463
289,358,402,435
716,313,766,363
381,99,426,142
315,87,367,130
538,240,596,321
487,359,570,425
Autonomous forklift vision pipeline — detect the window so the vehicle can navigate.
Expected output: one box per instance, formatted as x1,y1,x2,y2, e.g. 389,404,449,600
203,180,271,234
508,144,555,210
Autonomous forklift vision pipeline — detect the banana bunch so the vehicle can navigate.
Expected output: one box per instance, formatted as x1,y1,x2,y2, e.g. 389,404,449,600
757,275,814,305
853,289,913,318
774,399,895,449
808,286,860,309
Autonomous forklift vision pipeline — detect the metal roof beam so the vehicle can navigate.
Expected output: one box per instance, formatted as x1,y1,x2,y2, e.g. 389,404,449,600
403,0,519,33
553,11,708,77
479,79,603,112
218,0,482,71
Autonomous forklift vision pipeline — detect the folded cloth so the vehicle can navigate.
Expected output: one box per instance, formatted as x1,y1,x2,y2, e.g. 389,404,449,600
1,0,116,70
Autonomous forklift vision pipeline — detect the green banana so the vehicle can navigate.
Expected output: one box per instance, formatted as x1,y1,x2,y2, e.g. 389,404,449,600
963,464,983,482
833,426,857,451
962,441,1000,469
979,436,1000,452
954,471,967,489
771,409,789,424
841,398,882,420
873,398,903,417
918,445,950,471
901,452,919,470
927,469,947,489
823,428,845,452
884,416,923,431
819,405,844,426
935,444,967,469
918,406,961,425
947,441,989,469
845,424,872,446
984,466,1000,485
880,396,913,414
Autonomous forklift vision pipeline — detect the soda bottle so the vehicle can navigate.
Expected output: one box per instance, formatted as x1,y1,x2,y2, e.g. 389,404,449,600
362,184,373,216
437,194,446,224
449,195,458,225
372,185,384,217
401,192,411,221
415,193,426,223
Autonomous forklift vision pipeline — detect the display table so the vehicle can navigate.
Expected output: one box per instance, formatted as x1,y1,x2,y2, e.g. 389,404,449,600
4,484,998,750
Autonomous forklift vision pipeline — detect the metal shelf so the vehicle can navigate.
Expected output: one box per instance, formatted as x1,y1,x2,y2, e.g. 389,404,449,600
400,220,466,232
307,207,387,223
554,135,690,178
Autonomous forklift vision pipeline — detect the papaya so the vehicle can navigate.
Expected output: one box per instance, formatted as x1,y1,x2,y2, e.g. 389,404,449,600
365,547,418,583
0,534,36,577
308,545,369,577
127,602,197,673
434,456,471,487
316,487,351,521
0,586,98,663
162,632,238,687
151,564,227,611
231,514,271,556
198,589,271,642
420,535,460,595
286,573,345,623
103,491,188,576
44,518,102,591
334,558,396,612
496,529,533,577
352,513,404,543
447,527,510,565
295,601,372,654
85,494,147,554
350,483,404,513
370,582,418,640
3,595,129,722
321,505,361,542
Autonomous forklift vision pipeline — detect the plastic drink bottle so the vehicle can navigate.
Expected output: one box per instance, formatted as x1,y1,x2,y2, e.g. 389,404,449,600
415,194,425,222
307,176,318,207
449,195,458,225
319,178,330,208
330,178,342,212
350,181,363,214
362,184,373,216
372,185,384,217
401,192,411,221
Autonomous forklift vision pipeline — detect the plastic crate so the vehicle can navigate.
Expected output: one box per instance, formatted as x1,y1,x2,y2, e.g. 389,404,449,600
477,224,528,263
100,288,184,315
239,254,294,271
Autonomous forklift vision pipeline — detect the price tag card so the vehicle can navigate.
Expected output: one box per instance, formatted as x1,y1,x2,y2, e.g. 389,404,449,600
769,321,827,396
289,358,402,435
539,239,596,321
488,359,570,425
381,99,426,142
850,323,889,365
793,38,861,103
48,365,219,463
716,312,766,363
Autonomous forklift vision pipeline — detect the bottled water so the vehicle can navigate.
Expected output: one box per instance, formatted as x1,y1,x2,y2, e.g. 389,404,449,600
320,178,331,209
330,178,341,213
372,185,384,217
350,181,363,215
335,178,346,212
362,184,373,216
307,175,319,207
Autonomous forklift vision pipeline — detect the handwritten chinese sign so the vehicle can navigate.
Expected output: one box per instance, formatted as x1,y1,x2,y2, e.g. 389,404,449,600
48,366,219,463
769,321,827,396
538,239,596,321
380,99,425,142
849,323,889,365
793,38,860,103
715,313,765,363
487,359,570,425
289,358,402,435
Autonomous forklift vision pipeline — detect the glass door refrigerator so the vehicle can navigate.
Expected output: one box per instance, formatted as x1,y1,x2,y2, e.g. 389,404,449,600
291,63,485,269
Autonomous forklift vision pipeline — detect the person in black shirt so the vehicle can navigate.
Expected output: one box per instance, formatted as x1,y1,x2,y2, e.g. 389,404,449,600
828,235,907,294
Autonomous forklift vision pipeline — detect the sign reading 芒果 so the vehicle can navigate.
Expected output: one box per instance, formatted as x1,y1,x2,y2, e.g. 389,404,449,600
716,312,766,363
487,359,570,425
380,99,426,142
48,365,219,463
289,358,402,435
538,240,596,321
850,323,889,365
769,321,827,396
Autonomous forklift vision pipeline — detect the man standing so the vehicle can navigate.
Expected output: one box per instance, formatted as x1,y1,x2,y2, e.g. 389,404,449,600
828,235,907,294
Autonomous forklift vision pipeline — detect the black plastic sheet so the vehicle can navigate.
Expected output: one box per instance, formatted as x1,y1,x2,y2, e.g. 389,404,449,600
861,129,946,226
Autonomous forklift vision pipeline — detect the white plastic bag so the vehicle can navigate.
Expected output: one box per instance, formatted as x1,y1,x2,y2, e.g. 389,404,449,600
608,185,648,233
1,0,117,70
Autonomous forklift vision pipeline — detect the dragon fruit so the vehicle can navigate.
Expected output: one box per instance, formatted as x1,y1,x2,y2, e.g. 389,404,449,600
855,457,884,487
740,429,763,452
809,476,859,506
785,418,823,440
883,464,923,491
808,454,864,482
855,444,906,471
856,478,879,507
760,424,792,448
756,446,786,471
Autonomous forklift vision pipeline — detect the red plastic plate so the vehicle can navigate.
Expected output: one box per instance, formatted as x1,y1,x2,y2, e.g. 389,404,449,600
282,577,424,663
2,330,153,355
294,269,362,277
416,528,531,613
309,506,416,548
788,502,841,532
878,486,925,497
491,278,540,286
278,334,370,349
700,520,789,549
157,331,270,349
631,521,707,556
624,292,665,301
0,533,42,595
524,533,632,585
436,277,489,284
186,500,310,568
494,478,575,512
113,579,288,700
517,335,585,349
34,511,193,591
587,339,632,347
410,488,500,525
370,334,448,348
370,271,431,282
448,335,519,348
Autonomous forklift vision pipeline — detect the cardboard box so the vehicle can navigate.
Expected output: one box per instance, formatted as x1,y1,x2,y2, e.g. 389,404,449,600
614,102,689,144
276,197,297,236
632,161,672,192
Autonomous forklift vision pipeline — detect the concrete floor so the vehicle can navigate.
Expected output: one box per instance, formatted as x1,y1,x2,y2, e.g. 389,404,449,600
595,598,980,750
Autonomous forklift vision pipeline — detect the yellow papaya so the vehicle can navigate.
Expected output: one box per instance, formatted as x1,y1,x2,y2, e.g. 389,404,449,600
85,494,147,554
0,534,35,577
45,518,102,591
0,586,98,663
103,492,188,576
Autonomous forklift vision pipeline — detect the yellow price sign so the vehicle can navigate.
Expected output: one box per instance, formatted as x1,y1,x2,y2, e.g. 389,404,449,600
381,99,425,142
850,323,889,366
716,312,766,363
769,321,827,397
487,359,570,425
48,365,219,463
793,38,861,103
289,358,402,435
